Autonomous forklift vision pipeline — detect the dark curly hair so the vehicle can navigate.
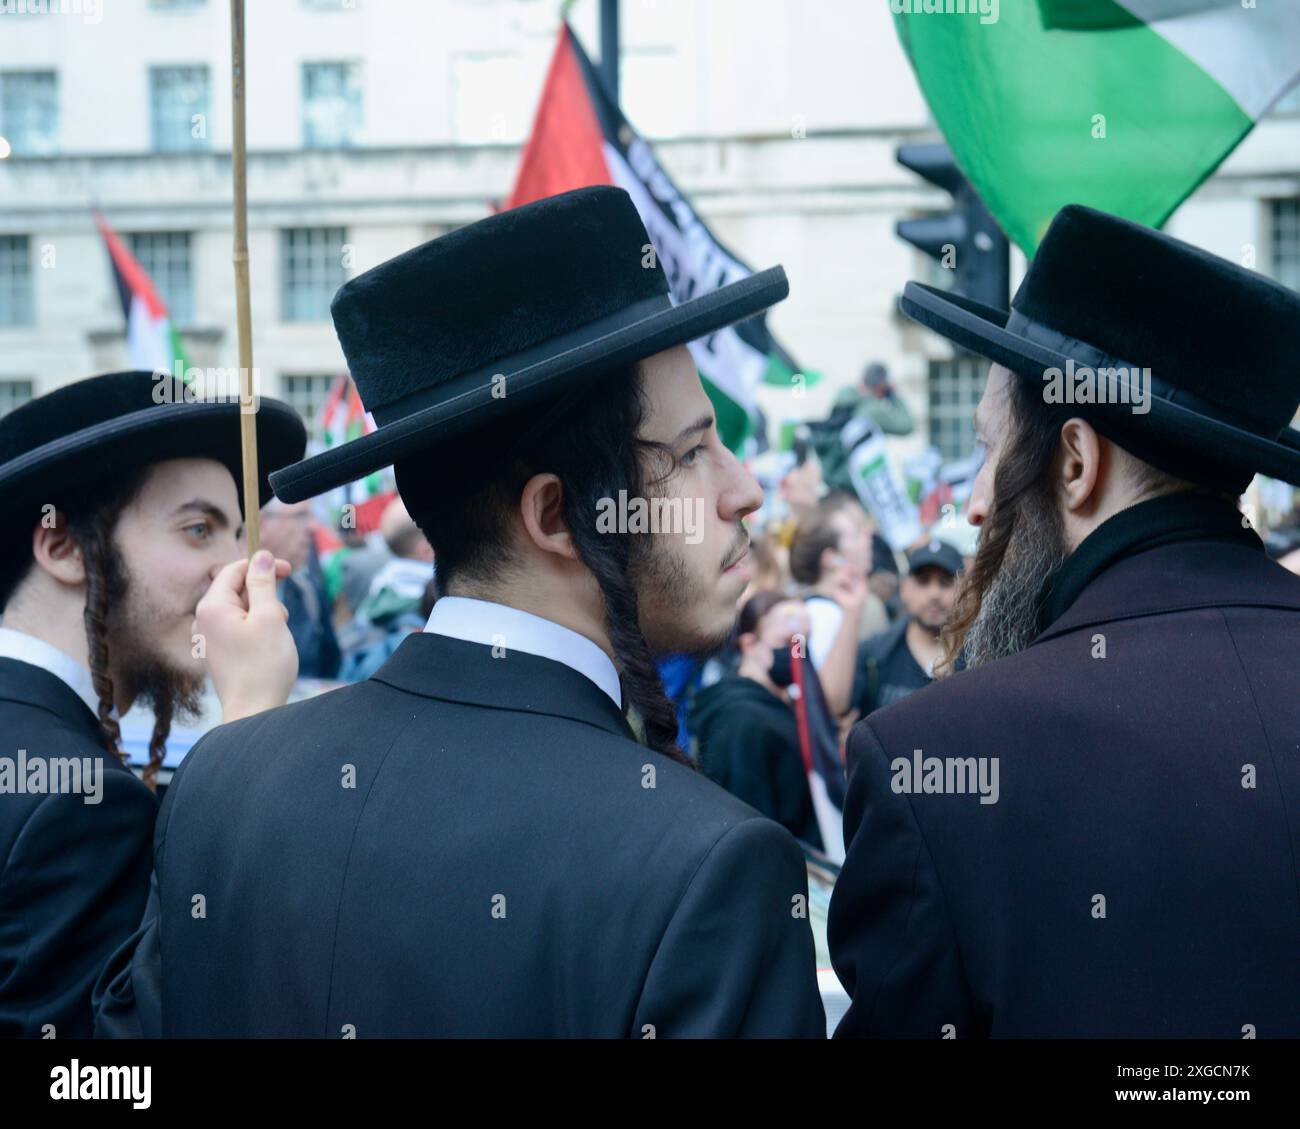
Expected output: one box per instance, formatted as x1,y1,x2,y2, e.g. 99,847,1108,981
395,362,691,765
3,466,172,789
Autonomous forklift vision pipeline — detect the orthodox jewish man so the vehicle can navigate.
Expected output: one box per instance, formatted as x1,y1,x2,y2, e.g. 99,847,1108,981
829,205,1300,1038
0,371,305,1037
96,186,826,1038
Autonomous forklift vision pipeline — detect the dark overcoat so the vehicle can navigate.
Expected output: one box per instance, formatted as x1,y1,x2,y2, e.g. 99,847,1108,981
96,632,825,1037
829,539,1300,1037
0,660,156,1037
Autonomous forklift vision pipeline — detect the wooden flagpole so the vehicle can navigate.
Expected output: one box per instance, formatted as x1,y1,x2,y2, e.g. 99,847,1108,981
230,0,260,556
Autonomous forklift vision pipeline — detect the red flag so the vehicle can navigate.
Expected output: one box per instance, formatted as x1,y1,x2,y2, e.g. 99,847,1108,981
505,23,805,451
508,25,611,207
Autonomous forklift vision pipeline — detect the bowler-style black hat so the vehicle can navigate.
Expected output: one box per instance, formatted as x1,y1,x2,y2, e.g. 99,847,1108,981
899,205,1300,491
269,185,789,502
0,370,307,558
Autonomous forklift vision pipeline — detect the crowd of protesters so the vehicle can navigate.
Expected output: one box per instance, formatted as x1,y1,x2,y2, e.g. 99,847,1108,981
685,471,967,861
261,445,1300,870
262,447,973,864
254,342,1300,867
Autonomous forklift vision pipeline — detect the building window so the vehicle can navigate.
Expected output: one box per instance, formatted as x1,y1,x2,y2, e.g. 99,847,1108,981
1270,199,1300,293
302,62,362,149
281,373,336,432
0,236,34,327
281,227,346,322
0,379,33,416
150,65,210,152
928,354,984,460
0,72,58,156
128,232,194,325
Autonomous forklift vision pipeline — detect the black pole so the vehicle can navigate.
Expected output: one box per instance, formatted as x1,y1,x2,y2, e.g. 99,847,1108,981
599,0,619,106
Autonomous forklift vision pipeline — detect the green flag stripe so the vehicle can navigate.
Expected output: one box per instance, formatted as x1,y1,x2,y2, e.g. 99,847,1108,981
701,374,752,452
169,323,191,377
897,5,1251,251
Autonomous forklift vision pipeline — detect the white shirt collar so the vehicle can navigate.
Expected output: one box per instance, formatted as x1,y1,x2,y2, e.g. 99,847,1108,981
423,596,622,709
0,626,102,718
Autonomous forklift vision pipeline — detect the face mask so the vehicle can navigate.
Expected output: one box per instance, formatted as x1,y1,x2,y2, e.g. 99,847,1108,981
768,644,795,688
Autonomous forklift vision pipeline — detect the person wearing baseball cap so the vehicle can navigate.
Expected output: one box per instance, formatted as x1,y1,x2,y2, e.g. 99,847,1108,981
850,537,963,719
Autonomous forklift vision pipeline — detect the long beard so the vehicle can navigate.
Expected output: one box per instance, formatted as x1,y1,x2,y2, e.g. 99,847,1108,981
961,483,1070,669
103,552,206,728
115,641,206,727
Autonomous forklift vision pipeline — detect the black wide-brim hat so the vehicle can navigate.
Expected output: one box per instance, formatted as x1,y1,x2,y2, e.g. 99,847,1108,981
0,370,307,556
900,204,1300,491
269,185,789,502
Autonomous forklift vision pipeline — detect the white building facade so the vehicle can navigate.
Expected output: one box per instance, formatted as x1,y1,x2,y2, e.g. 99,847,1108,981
0,0,1297,483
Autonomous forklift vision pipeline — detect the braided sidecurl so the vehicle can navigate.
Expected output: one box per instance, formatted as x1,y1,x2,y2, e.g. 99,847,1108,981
66,466,169,791
551,382,688,765
399,361,691,766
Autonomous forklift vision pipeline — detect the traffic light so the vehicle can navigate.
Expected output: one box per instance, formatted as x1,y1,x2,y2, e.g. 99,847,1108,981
896,142,1010,311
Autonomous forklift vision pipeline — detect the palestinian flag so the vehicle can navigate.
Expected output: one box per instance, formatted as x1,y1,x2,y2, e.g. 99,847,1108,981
313,373,397,604
318,372,394,535
509,23,816,451
94,211,190,374
895,0,1300,253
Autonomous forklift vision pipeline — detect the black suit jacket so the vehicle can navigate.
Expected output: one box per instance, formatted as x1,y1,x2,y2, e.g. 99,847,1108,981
829,540,1300,1038
96,632,824,1037
0,658,156,1038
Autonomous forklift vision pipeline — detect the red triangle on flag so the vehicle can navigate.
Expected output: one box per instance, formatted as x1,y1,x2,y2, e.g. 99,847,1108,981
508,25,612,209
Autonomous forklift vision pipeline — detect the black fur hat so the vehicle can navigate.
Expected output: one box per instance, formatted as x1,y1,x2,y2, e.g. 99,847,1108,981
900,204,1300,490
0,370,307,559
269,185,788,502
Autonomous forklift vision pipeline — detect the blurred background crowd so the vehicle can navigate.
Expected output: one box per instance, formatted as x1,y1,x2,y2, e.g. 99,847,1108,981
237,385,1300,865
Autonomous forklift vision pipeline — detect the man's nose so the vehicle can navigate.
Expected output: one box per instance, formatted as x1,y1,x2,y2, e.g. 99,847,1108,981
206,556,229,584
720,449,764,522
966,471,992,527
207,534,245,582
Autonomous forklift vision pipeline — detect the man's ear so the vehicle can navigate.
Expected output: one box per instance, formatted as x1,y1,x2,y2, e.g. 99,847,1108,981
30,511,87,588
1056,417,1104,516
518,472,580,563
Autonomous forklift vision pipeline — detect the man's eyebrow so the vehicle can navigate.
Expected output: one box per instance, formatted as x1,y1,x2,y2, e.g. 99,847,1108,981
170,498,234,530
673,414,714,445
